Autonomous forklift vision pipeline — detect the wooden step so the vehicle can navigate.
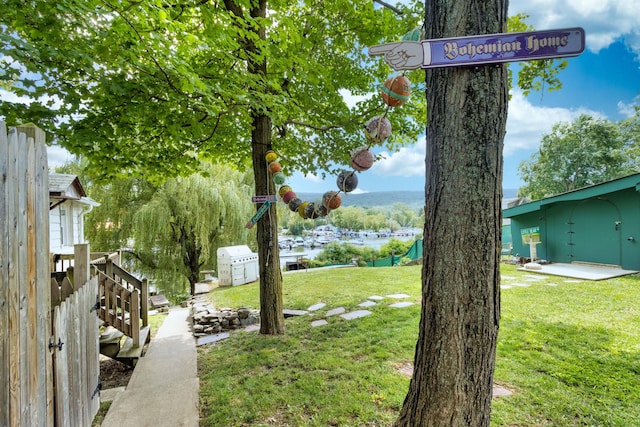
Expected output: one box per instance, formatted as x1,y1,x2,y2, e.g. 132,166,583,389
100,342,121,359
115,326,151,365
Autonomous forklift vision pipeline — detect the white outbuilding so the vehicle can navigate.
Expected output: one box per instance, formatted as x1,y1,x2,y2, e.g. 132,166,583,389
216,245,259,286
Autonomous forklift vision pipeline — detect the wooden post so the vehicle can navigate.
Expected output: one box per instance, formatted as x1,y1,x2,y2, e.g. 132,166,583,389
141,278,149,327
74,244,90,289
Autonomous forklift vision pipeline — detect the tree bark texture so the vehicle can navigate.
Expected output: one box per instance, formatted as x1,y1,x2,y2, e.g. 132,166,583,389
252,113,285,335
395,0,508,425
246,0,285,335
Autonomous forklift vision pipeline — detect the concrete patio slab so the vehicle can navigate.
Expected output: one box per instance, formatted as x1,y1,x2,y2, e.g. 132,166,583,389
518,262,638,281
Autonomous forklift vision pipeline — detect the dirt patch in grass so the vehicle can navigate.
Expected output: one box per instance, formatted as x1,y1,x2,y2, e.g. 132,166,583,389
100,356,133,389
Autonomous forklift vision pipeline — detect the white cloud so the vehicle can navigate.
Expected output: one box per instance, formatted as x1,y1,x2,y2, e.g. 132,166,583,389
372,137,426,178
47,145,74,169
617,99,639,117
504,90,601,156
338,89,374,109
509,0,640,57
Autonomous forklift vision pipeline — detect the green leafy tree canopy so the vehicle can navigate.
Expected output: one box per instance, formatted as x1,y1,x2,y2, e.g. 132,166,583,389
518,114,628,200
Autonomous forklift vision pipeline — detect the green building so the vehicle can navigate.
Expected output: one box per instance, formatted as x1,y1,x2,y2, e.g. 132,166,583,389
503,173,640,270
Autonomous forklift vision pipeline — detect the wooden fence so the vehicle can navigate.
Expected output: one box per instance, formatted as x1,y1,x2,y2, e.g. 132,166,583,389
51,273,100,427
1,122,100,426
1,122,54,426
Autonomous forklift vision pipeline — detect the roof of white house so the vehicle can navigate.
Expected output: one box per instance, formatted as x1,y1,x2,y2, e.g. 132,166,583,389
49,173,99,208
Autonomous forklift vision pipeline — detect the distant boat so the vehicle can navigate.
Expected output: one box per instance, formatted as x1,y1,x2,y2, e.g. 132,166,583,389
348,239,364,245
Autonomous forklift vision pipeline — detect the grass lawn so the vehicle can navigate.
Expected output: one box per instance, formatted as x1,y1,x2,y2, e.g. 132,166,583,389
198,265,640,426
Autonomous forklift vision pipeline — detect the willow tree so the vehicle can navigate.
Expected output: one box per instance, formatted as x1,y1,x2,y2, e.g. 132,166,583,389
1,0,425,334
130,164,253,297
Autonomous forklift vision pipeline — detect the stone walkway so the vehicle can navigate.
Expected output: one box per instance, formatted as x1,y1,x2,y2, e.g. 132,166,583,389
101,308,198,427
194,293,416,347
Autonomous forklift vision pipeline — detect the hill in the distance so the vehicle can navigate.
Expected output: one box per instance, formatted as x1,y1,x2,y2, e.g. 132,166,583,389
297,189,519,209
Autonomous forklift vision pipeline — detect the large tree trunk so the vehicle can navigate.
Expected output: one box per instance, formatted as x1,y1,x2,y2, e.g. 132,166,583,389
395,0,508,425
252,113,285,334
249,0,285,335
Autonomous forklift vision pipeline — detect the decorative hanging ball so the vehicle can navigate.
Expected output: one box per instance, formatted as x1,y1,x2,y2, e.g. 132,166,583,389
314,200,330,217
337,170,358,193
364,116,392,144
282,190,297,204
350,146,375,172
265,150,278,163
273,172,286,185
278,185,292,198
289,198,303,212
381,75,412,107
268,162,282,174
323,191,342,210
304,202,320,219
402,27,424,42
298,201,310,218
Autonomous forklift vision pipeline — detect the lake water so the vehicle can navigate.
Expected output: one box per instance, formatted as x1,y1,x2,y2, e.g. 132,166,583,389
278,236,417,267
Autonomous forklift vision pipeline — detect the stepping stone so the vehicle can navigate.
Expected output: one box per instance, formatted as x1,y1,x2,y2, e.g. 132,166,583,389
523,275,544,280
283,309,308,317
501,275,516,280
545,283,558,287
500,285,513,289
358,301,376,307
386,293,410,299
311,319,329,327
197,332,230,346
368,295,384,301
510,282,530,287
492,384,513,397
340,310,372,320
307,303,326,311
389,302,413,308
326,307,346,317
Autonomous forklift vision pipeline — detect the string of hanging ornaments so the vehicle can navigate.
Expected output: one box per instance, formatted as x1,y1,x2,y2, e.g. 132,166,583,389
265,28,421,221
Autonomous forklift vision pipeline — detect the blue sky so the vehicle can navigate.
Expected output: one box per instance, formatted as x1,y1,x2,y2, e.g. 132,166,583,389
290,0,640,194
30,2,640,193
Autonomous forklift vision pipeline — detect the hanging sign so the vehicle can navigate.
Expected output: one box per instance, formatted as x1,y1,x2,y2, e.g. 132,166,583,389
368,27,585,71
252,195,278,203
246,200,271,229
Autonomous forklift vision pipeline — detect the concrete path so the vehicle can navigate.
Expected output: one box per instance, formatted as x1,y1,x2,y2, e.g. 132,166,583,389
101,308,199,427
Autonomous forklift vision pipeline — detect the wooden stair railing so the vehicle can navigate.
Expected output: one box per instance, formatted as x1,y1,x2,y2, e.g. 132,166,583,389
97,271,141,347
93,258,148,328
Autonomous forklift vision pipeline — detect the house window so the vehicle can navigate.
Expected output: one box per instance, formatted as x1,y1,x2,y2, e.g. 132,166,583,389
60,208,66,245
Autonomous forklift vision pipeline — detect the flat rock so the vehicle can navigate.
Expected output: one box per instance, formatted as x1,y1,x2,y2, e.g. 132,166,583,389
358,301,376,307
389,302,413,308
196,332,230,346
325,307,346,317
368,295,384,300
386,293,410,299
194,283,211,295
311,319,329,327
307,303,327,311
340,310,372,320
283,309,308,317
492,384,513,397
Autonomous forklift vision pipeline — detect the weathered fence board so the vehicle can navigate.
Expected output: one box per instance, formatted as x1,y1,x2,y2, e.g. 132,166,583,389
52,275,100,427
2,123,100,426
0,121,10,427
0,122,53,426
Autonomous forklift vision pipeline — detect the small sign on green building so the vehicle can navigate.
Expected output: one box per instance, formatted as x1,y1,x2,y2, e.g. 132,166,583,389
521,226,541,244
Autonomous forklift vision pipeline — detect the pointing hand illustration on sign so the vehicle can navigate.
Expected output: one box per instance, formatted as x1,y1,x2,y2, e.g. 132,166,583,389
369,28,585,71
368,42,426,71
